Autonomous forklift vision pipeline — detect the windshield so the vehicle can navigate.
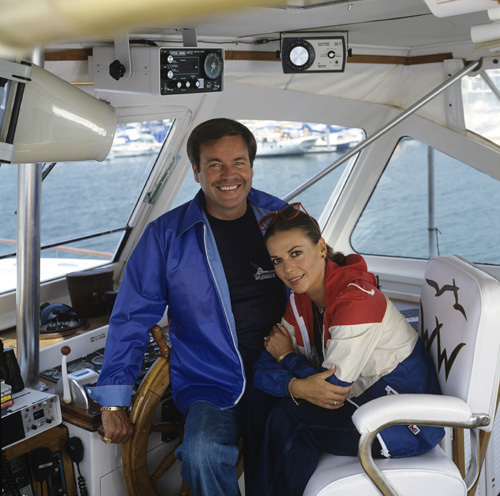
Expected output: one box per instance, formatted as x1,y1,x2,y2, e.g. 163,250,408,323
173,119,364,221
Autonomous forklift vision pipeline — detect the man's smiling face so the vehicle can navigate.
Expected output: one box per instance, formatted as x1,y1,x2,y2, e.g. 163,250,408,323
193,134,254,220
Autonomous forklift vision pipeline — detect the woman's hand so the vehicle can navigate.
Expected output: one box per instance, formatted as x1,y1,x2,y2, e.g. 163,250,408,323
264,323,294,360
290,366,351,409
100,410,134,444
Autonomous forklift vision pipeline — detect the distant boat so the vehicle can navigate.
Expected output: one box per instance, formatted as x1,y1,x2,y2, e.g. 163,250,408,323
108,133,162,159
312,127,364,152
256,136,318,157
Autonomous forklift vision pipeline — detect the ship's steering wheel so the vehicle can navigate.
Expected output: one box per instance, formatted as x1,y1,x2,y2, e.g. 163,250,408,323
121,325,189,496
121,325,244,495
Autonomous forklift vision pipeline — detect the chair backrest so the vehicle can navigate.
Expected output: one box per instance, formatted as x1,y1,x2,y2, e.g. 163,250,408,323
419,255,500,432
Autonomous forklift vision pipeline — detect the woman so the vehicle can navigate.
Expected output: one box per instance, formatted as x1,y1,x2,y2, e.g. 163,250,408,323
252,203,444,496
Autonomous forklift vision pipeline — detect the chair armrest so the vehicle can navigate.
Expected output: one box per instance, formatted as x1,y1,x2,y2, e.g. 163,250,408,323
352,394,475,434
351,394,489,496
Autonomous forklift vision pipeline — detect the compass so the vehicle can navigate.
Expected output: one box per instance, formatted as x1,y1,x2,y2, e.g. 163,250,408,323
282,38,315,72
204,51,223,79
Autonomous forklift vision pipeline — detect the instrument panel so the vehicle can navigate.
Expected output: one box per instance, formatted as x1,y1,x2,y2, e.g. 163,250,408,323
159,48,223,95
281,34,346,73
93,46,224,95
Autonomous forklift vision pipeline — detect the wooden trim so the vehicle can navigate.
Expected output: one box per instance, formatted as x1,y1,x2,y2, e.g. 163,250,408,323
453,428,466,478
403,53,454,65
44,48,453,66
225,50,279,61
45,49,92,61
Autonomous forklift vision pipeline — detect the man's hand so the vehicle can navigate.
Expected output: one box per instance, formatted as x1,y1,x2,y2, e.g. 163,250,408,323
100,409,134,444
264,323,294,359
290,367,351,409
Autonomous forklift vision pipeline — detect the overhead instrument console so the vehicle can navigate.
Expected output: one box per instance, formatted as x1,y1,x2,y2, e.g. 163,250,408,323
93,46,224,95
281,32,347,74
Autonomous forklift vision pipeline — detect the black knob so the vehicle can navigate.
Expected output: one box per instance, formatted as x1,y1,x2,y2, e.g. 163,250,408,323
109,60,126,81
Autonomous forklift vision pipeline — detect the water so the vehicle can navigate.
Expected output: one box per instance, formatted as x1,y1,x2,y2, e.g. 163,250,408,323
351,140,500,263
1,140,499,274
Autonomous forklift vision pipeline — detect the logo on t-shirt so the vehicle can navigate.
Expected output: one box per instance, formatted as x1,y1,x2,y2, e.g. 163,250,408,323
251,263,276,281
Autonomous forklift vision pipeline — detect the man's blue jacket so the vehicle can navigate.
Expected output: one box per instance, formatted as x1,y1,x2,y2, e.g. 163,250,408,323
87,188,286,414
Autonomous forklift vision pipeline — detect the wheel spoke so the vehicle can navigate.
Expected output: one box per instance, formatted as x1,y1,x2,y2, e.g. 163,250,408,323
151,421,184,434
151,442,182,483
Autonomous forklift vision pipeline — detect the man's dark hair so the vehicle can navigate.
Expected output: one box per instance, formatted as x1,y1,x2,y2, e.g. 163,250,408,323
187,118,257,171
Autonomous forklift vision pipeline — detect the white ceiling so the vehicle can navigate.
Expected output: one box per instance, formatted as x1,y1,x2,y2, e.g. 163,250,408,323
129,0,490,53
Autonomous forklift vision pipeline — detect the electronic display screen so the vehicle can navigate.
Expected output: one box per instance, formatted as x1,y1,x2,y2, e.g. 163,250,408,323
176,58,199,74
33,409,45,420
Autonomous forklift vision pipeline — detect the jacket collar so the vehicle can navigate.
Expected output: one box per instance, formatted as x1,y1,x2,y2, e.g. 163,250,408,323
176,187,286,236
177,189,206,236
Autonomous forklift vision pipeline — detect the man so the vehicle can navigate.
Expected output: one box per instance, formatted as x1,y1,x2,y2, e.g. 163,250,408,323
87,118,350,495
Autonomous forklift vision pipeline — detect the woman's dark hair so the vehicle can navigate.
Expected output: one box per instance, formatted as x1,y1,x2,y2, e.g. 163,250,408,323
264,210,346,266
187,118,257,171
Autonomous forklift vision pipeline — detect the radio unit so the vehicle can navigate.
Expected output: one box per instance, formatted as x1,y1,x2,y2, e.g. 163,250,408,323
1,388,62,449
93,46,224,95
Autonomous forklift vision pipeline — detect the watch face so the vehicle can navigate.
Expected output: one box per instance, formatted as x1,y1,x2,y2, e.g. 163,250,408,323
204,52,223,79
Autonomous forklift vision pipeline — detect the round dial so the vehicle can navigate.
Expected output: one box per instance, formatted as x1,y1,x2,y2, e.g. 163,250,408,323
284,39,315,71
204,52,223,79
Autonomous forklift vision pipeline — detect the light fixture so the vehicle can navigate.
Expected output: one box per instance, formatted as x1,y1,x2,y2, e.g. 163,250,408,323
0,59,116,164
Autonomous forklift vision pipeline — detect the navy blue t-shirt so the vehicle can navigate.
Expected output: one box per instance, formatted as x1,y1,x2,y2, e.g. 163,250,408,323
207,205,285,365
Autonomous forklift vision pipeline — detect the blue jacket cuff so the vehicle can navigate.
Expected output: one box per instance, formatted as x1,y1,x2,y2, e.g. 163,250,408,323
86,384,133,407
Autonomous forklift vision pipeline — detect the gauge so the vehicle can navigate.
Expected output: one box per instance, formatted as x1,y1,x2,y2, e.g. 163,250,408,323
283,39,315,72
204,52,223,79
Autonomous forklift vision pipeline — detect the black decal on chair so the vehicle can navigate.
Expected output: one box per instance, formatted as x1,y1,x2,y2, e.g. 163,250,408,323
421,316,466,380
425,278,467,320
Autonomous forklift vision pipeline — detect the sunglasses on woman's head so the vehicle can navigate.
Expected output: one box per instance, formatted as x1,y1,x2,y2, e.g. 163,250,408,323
259,202,319,232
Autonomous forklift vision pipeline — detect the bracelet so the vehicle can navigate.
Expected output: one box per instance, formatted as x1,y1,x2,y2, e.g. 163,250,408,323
100,406,128,412
277,351,294,364
287,378,301,406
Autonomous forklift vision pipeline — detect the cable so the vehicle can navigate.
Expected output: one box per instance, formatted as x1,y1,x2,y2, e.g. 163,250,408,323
75,462,89,496
65,437,89,496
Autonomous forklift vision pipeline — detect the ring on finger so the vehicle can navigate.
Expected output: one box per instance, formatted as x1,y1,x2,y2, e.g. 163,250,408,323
103,436,112,444
264,335,270,342
333,400,337,406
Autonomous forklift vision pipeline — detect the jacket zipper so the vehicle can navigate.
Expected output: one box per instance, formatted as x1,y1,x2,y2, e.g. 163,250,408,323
203,223,246,403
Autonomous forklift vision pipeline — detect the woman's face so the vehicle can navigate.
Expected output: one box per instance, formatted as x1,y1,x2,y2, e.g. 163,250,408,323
266,228,327,304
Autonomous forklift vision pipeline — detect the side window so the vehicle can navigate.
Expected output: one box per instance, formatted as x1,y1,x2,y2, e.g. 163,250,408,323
462,68,500,146
351,137,500,265
0,119,173,293
173,120,365,221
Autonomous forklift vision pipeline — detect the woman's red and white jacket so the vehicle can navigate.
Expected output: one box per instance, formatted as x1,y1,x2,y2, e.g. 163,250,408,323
253,254,444,458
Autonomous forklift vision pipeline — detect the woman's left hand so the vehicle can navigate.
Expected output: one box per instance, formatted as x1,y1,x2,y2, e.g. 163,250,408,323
264,323,294,360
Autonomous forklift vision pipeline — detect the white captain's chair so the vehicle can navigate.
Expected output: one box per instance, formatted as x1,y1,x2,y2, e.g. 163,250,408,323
304,255,500,496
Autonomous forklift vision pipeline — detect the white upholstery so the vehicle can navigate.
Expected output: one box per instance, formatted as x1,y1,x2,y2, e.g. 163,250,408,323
304,255,500,496
304,447,465,496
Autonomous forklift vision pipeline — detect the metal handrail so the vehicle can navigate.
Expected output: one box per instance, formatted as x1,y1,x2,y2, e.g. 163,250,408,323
283,60,481,202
